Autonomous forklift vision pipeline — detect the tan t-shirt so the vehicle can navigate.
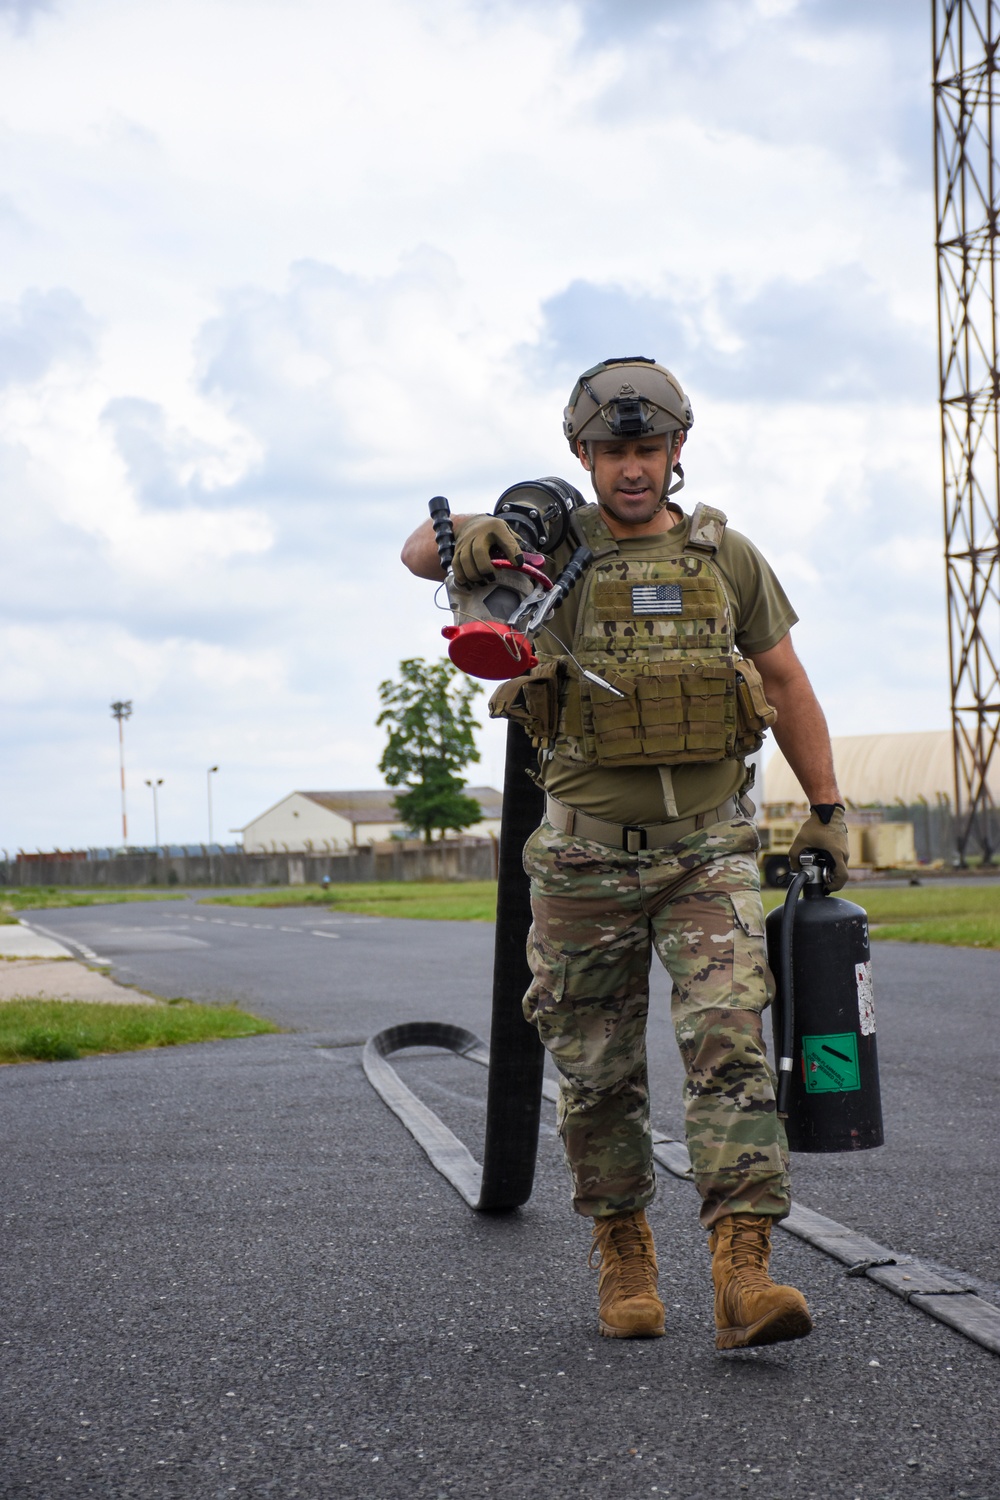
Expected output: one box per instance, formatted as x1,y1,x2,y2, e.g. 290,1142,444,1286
538,507,797,823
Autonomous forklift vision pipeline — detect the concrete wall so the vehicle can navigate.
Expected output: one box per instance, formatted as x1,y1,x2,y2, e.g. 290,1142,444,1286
10,805,1000,888
341,816,503,844
0,839,498,889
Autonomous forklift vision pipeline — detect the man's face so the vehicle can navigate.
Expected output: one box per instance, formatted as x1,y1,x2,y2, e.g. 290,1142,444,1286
576,433,683,530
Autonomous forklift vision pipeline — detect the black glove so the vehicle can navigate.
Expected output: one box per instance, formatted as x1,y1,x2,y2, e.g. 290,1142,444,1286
452,515,523,588
789,804,849,891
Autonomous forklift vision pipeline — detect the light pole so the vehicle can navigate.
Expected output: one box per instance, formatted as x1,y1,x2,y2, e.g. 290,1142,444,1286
145,778,163,847
110,701,133,844
207,765,219,847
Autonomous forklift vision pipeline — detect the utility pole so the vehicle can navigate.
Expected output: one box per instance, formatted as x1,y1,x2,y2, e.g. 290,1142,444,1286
110,701,133,845
145,778,163,846
934,0,1000,863
207,765,219,847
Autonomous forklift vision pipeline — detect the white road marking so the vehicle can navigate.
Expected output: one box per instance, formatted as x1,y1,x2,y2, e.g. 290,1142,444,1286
18,921,112,966
389,1041,1000,1359
33,911,360,956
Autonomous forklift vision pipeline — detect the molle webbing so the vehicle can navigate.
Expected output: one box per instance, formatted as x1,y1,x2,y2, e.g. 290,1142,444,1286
558,506,739,766
489,502,776,765
582,660,735,766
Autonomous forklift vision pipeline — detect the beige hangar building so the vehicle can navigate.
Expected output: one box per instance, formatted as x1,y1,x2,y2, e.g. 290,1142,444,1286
763,728,1000,807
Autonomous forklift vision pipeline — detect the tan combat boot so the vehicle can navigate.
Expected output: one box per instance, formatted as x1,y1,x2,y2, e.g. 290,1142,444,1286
589,1210,665,1339
708,1214,813,1350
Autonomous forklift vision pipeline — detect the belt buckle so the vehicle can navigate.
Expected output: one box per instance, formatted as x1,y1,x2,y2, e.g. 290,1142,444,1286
623,826,647,853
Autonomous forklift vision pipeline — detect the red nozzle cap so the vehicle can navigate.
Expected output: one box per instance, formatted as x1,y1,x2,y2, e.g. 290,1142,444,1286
440,621,537,679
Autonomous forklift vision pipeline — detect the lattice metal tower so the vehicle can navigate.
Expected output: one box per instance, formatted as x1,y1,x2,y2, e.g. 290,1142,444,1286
934,0,1000,862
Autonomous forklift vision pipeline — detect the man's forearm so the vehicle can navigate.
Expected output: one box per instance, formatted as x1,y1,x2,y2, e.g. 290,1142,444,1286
749,634,841,806
768,682,841,806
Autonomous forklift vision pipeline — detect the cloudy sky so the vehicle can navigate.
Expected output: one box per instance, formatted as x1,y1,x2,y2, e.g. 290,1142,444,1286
1,0,939,850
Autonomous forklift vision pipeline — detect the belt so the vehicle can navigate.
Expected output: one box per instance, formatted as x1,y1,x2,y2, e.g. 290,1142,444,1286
544,794,744,853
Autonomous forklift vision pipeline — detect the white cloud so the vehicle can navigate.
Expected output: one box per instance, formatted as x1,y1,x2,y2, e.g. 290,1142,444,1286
0,0,953,848
0,0,52,29
0,286,97,385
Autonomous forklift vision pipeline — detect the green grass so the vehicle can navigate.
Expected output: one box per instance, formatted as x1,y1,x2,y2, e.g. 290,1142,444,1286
0,999,279,1065
209,876,1000,945
763,881,1000,948
206,880,499,922
7,875,999,944
0,886,186,923
865,916,1000,947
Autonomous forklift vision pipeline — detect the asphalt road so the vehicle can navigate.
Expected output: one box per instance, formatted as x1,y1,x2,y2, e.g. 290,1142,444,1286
2,897,998,1499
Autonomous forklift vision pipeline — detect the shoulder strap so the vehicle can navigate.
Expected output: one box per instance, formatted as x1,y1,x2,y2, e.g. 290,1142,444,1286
686,503,728,556
570,500,727,559
569,502,620,562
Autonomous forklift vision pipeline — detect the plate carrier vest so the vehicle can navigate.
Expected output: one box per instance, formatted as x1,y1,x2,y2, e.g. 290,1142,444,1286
488,502,776,767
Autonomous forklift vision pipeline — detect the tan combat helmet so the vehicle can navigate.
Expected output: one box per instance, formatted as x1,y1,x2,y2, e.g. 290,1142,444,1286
563,355,694,499
563,356,693,448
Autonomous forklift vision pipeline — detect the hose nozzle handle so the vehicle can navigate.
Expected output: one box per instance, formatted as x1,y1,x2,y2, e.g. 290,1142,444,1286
554,543,594,602
517,543,594,634
428,495,455,572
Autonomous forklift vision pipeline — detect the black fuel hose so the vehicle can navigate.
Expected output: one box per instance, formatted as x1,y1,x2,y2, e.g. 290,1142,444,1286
776,869,808,1116
477,720,546,1208
547,544,593,609
364,721,546,1212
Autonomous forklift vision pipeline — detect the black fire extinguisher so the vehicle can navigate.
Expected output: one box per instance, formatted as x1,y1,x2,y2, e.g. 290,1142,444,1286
764,853,884,1153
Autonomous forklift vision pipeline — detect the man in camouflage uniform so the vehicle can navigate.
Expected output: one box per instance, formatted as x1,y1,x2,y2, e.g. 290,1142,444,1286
401,357,849,1349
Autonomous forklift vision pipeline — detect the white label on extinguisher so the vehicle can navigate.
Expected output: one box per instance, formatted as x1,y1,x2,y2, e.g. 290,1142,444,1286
855,960,875,1035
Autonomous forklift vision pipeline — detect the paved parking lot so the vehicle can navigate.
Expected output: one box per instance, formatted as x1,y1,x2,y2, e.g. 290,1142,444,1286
1,900,998,1498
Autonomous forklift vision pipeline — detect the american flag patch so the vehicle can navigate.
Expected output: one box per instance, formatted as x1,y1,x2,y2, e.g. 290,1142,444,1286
631,583,682,615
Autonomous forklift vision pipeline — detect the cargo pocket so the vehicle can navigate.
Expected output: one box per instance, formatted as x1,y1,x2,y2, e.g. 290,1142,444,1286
729,887,770,1014
522,944,584,1065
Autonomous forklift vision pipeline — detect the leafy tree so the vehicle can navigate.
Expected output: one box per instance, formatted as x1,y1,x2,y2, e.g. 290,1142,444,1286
377,657,483,842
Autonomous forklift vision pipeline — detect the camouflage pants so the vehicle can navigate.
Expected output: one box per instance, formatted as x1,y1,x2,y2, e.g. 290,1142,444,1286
522,815,790,1229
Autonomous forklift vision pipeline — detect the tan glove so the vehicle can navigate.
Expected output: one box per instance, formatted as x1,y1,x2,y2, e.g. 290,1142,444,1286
789,805,849,891
452,515,523,588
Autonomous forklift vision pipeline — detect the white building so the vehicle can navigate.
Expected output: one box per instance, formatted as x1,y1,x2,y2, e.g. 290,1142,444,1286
240,787,503,854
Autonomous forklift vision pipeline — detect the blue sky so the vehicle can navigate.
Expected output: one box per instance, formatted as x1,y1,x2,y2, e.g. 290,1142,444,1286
0,0,943,848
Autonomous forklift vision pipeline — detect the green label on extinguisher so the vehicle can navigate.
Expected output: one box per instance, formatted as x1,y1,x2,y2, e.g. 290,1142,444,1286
801,1033,861,1093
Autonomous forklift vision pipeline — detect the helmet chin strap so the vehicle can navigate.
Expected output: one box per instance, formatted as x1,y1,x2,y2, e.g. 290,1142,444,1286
651,456,685,512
